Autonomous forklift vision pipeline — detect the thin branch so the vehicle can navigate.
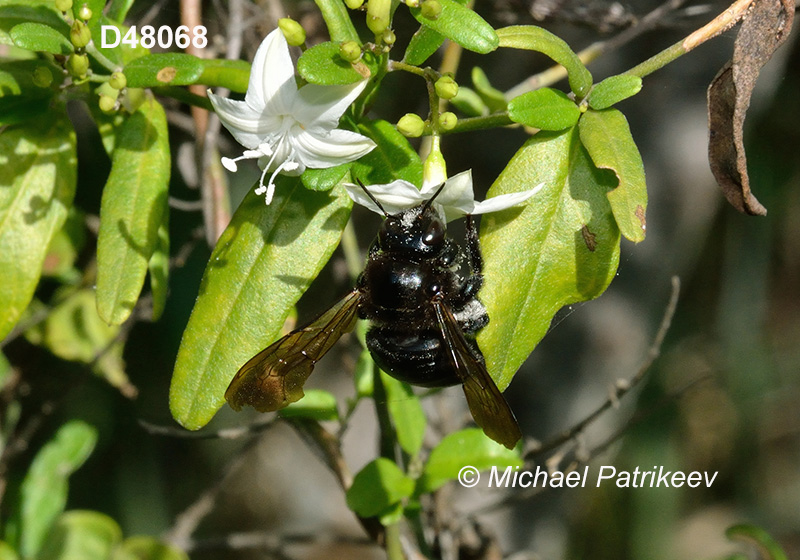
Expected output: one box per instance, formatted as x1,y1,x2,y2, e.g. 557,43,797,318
528,276,681,460
139,417,278,440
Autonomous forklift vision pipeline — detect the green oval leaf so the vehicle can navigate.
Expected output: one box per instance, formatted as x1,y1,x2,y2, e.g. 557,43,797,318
346,458,414,518
10,22,71,54
478,127,621,389
37,511,121,560
351,119,423,186
381,372,426,457
197,58,250,93
148,218,169,321
17,422,98,558
409,0,498,55
0,112,76,340
587,74,642,110
578,108,647,242
508,87,580,130
298,42,379,85
450,86,488,117
96,96,170,325
278,389,340,421
119,536,189,560
403,25,446,66
301,163,352,192
124,53,204,87
417,428,522,494
471,66,507,113
169,180,352,430
496,25,592,98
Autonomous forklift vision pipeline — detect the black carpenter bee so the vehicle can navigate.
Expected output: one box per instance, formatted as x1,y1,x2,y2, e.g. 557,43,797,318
225,183,522,449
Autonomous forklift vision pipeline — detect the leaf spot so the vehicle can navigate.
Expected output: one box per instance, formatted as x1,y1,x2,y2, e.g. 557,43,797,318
157,67,178,83
635,204,646,231
581,224,597,252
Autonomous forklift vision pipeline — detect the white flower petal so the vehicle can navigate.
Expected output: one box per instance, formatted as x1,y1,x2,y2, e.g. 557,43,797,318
248,29,297,115
292,128,376,168
425,170,478,216
294,80,369,131
345,180,425,215
208,92,280,149
470,184,543,215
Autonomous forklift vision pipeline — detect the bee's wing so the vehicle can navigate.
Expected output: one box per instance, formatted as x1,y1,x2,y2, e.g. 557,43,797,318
226,290,362,412
432,298,522,450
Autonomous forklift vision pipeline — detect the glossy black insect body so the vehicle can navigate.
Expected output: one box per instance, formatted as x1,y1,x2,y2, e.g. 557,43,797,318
226,190,522,449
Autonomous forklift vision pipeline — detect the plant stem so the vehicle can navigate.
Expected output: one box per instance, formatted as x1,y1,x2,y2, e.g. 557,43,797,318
445,112,514,134
384,523,405,560
341,220,363,282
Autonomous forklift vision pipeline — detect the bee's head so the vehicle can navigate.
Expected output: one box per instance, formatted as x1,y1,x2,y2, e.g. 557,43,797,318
378,204,446,255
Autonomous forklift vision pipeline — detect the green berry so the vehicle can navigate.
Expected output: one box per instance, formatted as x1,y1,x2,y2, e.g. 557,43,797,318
345,0,364,8
70,20,91,48
109,72,127,90
339,41,362,63
405,0,420,7
67,53,89,77
435,76,458,100
397,113,425,138
278,17,306,47
420,0,442,20
439,111,457,131
55,0,73,13
33,66,54,88
77,3,92,20
366,0,390,34
98,94,116,112
381,28,396,46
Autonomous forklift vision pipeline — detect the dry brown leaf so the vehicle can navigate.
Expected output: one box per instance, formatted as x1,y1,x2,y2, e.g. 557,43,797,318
707,0,794,216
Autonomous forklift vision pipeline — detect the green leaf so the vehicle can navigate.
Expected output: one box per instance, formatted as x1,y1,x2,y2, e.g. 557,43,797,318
403,25,446,66
119,536,189,560
107,0,135,23
1,59,63,97
508,87,580,130
301,163,352,192
10,22,71,54
351,119,423,186
353,347,374,399
148,218,169,321
96,95,170,325
37,511,121,560
298,42,379,85
409,0,498,55
0,112,76,340
450,86,488,117
169,180,352,430
381,372,426,456
91,18,148,67
197,58,250,93
0,3,70,46
346,458,414,518
726,524,787,560
278,389,339,421
0,94,52,126
587,74,642,110
124,53,204,88
41,207,86,280
417,428,522,493
478,127,620,389
497,25,592,98
314,0,360,43
16,422,97,558
471,67,506,113
578,108,647,242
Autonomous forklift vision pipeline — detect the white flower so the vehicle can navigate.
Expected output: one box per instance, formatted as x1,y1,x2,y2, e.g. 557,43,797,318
345,169,542,222
208,29,376,204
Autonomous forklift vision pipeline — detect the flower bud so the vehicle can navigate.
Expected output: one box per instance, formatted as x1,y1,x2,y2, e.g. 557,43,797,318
366,0,391,34
434,76,458,100
338,40,362,63
107,71,126,90
439,111,457,131
278,18,306,47
55,0,73,13
67,53,89,77
98,94,117,112
423,149,447,186
345,0,364,8
405,0,420,7
397,113,425,138
381,28,396,46
70,20,91,48
420,0,442,20
77,3,92,21
33,66,54,88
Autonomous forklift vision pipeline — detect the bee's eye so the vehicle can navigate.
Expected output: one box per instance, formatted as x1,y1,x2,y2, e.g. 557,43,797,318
423,219,445,246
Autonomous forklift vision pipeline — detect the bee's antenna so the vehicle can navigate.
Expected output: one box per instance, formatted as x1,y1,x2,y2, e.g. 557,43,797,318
420,181,448,214
357,179,389,217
